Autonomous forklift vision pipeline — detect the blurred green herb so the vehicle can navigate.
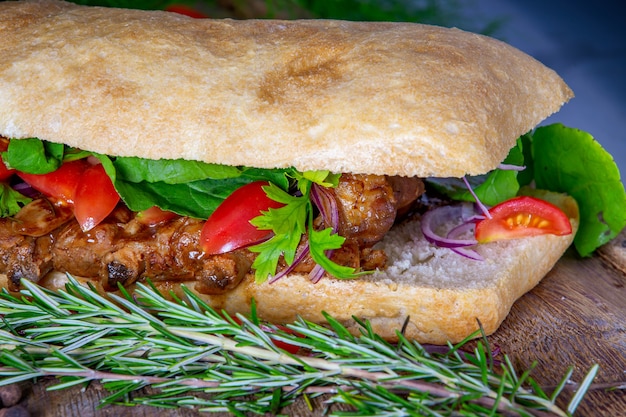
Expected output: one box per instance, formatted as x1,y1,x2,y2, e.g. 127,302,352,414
0,277,598,415
68,0,503,35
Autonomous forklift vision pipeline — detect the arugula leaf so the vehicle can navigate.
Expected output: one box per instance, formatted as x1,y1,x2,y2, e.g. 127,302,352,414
109,157,292,218
0,183,31,217
3,138,64,174
114,175,284,219
531,124,626,256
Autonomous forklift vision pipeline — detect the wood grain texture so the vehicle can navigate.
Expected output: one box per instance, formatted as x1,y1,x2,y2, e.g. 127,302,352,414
13,234,626,416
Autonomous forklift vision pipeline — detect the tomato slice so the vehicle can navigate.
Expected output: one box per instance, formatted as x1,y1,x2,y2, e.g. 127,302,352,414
73,163,120,232
475,196,572,243
17,159,90,203
229,315,302,354
136,206,179,226
165,4,208,18
201,181,284,255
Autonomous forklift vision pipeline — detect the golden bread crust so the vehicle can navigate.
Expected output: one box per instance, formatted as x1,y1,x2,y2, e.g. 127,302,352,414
0,0,572,177
32,196,579,344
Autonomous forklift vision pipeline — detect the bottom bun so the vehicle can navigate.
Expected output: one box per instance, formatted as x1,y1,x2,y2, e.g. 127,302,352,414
28,194,579,345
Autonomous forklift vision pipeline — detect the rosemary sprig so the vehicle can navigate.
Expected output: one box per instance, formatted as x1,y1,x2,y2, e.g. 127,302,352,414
0,276,595,416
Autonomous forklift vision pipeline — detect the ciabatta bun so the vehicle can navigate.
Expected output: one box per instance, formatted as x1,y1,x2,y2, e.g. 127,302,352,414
0,0,572,177
34,193,578,344
0,1,578,343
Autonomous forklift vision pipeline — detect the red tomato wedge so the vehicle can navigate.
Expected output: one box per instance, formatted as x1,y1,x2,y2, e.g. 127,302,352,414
0,159,13,181
201,181,284,255
475,196,572,243
0,139,15,181
73,163,120,232
17,159,91,203
136,206,179,226
165,4,208,18
229,316,302,354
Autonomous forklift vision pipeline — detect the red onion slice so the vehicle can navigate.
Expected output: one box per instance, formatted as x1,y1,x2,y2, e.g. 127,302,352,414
498,163,526,171
310,184,339,234
307,184,341,282
12,180,39,198
270,184,343,284
462,176,491,219
421,205,479,249
451,246,484,261
268,242,310,284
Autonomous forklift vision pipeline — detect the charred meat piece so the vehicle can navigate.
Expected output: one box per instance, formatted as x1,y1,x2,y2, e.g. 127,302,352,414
324,174,424,247
11,198,74,237
0,218,58,291
100,215,252,293
0,174,424,293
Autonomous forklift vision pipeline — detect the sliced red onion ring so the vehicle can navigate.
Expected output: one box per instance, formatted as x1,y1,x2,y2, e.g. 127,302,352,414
451,246,484,261
421,205,478,248
310,183,339,234
268,242,310,284
12,181,39,198
498,163,526,171
421,204,484,261
309,264,326,284
270,184,342,284
307,184,341,282
462,176,491,219
446,221,477,241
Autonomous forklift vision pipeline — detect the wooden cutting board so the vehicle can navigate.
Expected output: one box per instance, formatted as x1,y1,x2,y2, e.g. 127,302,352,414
13,231,626,416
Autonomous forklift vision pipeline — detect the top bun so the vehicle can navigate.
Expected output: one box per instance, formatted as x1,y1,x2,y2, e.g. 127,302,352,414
0,0,572,177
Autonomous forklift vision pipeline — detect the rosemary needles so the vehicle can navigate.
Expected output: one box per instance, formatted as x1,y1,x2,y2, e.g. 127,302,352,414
0,276,595,416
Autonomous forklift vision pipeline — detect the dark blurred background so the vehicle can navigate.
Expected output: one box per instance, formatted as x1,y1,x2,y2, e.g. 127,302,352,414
69,0,626,179
464,0,625,180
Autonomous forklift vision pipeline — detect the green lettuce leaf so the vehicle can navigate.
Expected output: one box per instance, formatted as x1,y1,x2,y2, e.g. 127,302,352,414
427,138,525,206
112,157,243,184
3,138,64,174
0,183,32,217
532,124,626,256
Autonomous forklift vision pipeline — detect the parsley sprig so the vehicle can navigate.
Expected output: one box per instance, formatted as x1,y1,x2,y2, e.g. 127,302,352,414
250,170,362,282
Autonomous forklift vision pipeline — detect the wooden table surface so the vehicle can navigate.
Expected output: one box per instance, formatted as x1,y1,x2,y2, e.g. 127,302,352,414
14,231,626,416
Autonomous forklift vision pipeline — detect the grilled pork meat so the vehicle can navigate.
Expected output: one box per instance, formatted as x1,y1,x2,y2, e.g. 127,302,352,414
0,174,423,293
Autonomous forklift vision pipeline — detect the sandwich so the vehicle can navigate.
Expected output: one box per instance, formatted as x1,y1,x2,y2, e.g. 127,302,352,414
0,0,580,344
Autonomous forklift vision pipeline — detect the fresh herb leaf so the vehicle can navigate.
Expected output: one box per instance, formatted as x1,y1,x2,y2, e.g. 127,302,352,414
531,124,626,256
251,184,308,234
249,184,308,281
114,176,278,219
308,227,358,279
250,177,364,281
516,133,535,187
109,158,292,218
249,232,301,282
0,183,31,217
0,276,596,416
299,170,341,188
